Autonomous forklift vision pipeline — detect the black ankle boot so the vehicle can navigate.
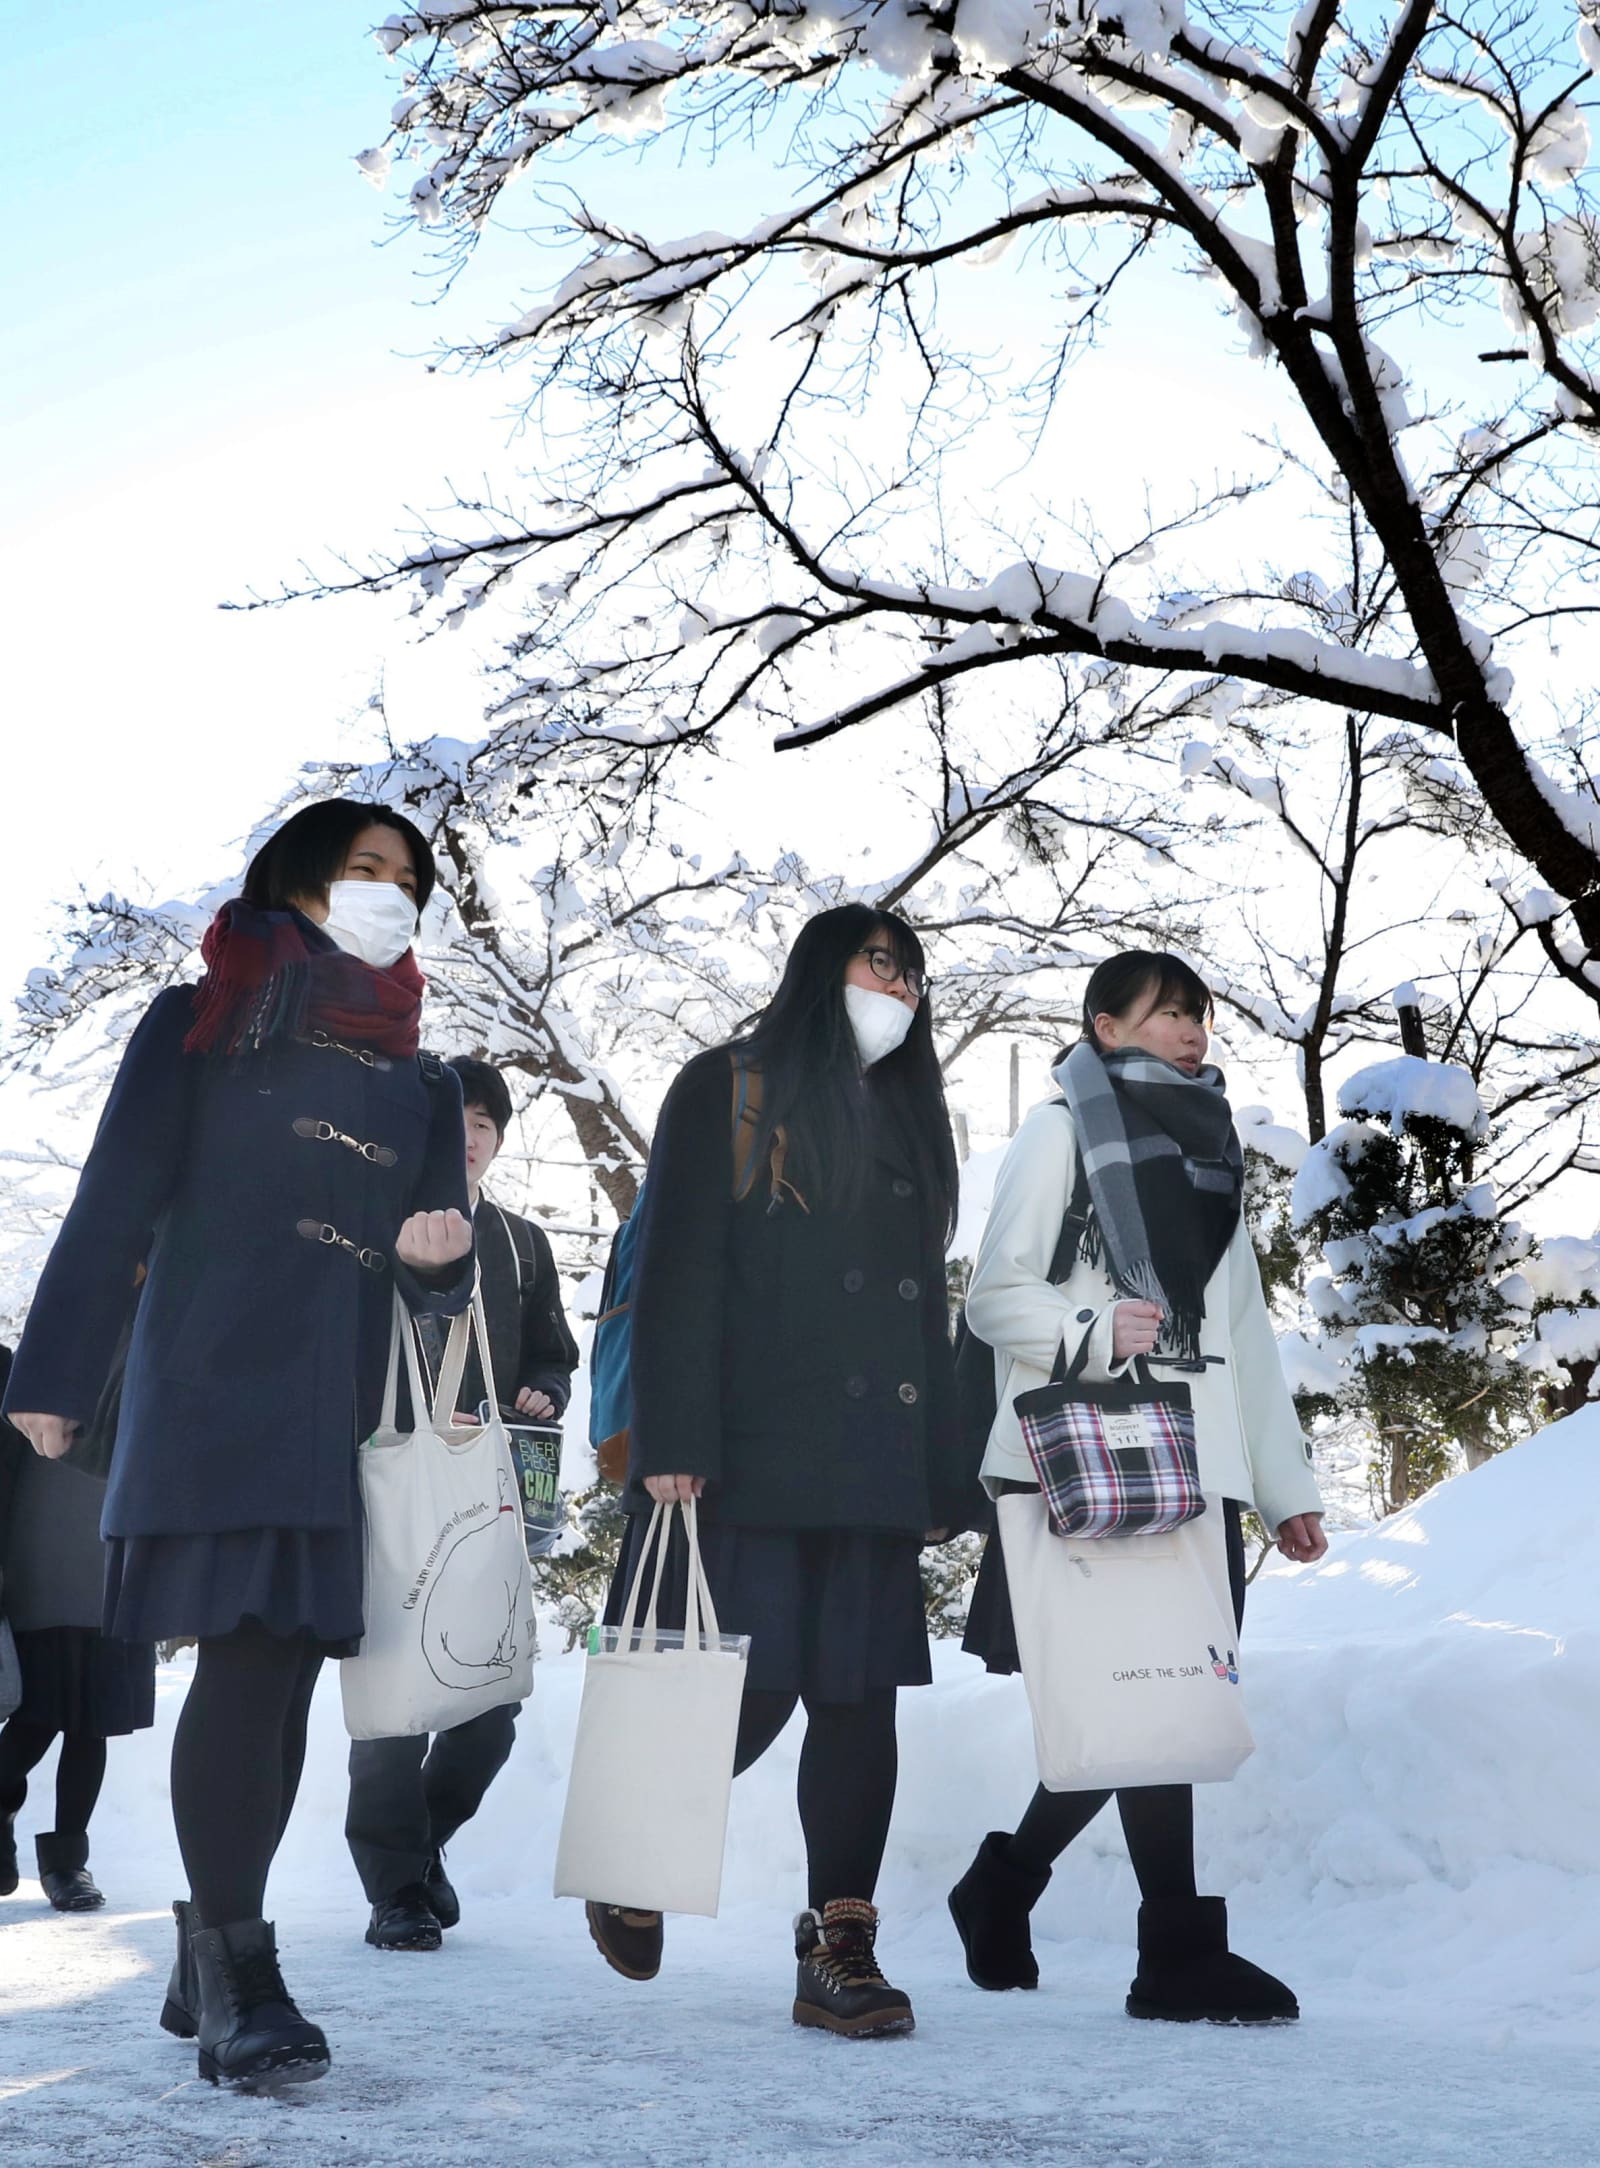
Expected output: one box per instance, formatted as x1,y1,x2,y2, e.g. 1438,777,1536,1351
0,1811,17,1899
793,1900,915,2038
948,1831,1051,1991
1126,1896,1298,2024
160,1899,199,2037
423,1853,460,1932
191,1917,330,2088
36,1831,104,1912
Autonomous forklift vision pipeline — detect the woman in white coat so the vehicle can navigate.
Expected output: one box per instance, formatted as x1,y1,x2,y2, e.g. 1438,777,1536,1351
948,952,1327,2024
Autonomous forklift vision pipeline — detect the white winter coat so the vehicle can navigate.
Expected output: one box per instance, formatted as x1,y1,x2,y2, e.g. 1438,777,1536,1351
966,1097,1324,1536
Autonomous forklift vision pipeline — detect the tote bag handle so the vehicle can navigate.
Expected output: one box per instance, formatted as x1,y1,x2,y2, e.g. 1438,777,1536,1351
615,1498,722,1658
379,1290,435,1436
429,1284,503,1434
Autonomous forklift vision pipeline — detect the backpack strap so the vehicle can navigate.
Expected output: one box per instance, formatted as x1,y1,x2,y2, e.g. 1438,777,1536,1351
730,1057,807,1213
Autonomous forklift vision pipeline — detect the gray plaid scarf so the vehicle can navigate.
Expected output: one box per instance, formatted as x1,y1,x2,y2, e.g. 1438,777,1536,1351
1053,1041,1243,1362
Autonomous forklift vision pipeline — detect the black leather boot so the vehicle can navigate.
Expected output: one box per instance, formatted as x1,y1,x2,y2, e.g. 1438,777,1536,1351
948,1831,1051,1990
422,1853,460,1931
160,1899,199,2037
36,1831,104,1912
191,1917,330,2087
0,1811,17,1899
793,1900,915,2037
1126,1896,1299,2024
365,1885,442,1952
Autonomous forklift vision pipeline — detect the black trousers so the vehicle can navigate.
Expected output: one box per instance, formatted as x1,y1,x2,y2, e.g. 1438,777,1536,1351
345,1704,518,1903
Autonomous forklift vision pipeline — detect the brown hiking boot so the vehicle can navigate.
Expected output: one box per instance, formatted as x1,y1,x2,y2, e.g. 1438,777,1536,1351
793,1899,915,2037
585,1900,664,1981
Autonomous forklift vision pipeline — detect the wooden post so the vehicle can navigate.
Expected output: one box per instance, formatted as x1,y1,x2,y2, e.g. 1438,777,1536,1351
1392,982,1428,1059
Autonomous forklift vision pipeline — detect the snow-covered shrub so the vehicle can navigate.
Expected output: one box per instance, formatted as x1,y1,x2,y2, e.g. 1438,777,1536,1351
1515,1236,1600,1422
1291,1057,1535,1513
529,1481,628,1651
920,1533,986,1641
1237,1104,1310,1309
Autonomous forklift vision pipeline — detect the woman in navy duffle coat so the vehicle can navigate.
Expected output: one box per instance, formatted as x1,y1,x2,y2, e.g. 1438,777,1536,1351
3,798,473,2091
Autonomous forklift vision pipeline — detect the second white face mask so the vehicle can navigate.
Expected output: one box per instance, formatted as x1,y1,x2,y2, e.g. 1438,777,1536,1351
321,880,418,969
844,981,916,1067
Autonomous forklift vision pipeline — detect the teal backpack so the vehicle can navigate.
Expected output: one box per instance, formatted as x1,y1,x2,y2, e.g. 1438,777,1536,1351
587,1057,798,1482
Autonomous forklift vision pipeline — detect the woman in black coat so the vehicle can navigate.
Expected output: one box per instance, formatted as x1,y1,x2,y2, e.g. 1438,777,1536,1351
588,904,963,2039
0,1343,155,1911
2,799,474,2092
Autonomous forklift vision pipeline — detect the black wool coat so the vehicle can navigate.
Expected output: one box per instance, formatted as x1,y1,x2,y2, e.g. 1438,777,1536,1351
418,1195,579,1418
627,1048,963,1535
1,986,473,1540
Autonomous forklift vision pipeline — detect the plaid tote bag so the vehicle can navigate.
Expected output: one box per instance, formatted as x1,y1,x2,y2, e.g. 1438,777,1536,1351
1012,1325,1206,1539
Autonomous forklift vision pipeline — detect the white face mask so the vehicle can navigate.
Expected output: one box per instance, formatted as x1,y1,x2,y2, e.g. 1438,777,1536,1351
321,880,418,969
844,981,916,1068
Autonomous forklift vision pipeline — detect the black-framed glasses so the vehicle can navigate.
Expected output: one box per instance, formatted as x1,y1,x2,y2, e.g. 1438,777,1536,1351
857,946,926,999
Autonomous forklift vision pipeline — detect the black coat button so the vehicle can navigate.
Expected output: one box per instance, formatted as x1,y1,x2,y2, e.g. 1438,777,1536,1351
897,1382,919,1405
892,1177,914,1198
843,1269,865,1294
1076,1308,1094,1323
898,1278,919,1301
845,1375,869,1399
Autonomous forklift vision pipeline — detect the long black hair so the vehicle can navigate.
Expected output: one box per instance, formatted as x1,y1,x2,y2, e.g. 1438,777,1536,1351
1080,950,1213,1045
240,799,437,913
735,904,958,1244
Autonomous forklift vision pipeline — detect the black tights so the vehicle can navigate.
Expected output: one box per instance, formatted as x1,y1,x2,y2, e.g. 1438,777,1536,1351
1006,1501,1248,1898
734,1687,899,1912
1009,1781,1197,1898
169,1626,323,1927
0,1719,108,1836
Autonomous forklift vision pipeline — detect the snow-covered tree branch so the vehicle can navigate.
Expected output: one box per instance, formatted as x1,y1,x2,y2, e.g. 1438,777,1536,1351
319,0,1600,1001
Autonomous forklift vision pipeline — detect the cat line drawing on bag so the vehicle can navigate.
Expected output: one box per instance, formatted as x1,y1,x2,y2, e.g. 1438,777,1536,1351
421,1464,524,1689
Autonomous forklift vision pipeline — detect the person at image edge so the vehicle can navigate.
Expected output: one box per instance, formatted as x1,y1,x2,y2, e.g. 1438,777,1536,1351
949,950,1327,2024
1,799,474,2090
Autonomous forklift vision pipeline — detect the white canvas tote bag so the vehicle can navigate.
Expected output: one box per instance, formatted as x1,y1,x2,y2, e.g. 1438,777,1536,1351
553,1499,749,1919
341,1290,536,1741
998,1490,1254,1791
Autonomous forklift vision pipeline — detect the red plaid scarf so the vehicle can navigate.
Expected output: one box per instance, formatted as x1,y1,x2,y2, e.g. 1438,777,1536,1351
184,900,424,1059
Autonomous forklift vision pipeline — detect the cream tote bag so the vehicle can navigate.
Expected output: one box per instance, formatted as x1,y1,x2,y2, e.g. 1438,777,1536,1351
998,1490,1254,1792
553,1499,749,1919
341,1289,536,1741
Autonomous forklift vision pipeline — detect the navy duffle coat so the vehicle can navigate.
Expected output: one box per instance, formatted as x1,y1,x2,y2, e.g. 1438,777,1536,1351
3,982,473,1543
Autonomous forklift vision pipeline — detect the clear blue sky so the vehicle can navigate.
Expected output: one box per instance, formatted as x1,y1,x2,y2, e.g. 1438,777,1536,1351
4,3,523,1011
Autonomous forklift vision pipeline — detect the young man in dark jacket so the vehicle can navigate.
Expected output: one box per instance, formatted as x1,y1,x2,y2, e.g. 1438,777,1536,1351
345,1058,578,1951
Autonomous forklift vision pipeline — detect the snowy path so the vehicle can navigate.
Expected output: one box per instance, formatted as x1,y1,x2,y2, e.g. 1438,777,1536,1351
7,1427,1600,2166
6,1881,1586,2168
4,1634,1597,2168
5,1883,1596,2168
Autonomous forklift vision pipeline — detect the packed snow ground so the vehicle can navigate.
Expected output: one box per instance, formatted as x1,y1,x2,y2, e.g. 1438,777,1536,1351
4,1416,1598,2168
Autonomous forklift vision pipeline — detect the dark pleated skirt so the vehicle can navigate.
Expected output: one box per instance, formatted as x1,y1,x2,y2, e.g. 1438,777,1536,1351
604,1514,931,1701
10,1627,156,1737
962,1487,1249,1676
102,1456,365,1656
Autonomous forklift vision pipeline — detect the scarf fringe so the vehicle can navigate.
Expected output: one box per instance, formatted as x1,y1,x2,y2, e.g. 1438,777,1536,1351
1064,1198,1207,1367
